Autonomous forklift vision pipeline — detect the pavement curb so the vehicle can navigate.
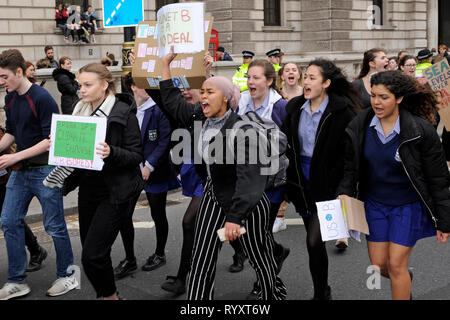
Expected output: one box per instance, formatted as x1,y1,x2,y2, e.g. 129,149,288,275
24,188,183,225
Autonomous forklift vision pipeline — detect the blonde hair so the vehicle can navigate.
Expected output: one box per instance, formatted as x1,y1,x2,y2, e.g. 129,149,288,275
78,63,116,95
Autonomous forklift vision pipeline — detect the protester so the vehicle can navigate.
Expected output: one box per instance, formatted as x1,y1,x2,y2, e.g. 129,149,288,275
398,55,417,78
128,50,251,295
55,3,70,42
232,51,254,92
0,126,47,275
281,58,360,299
0,49,76,300
236,58,290,299
106,53,119,66
100,57,112,66
158,49,286,300
25,61,37,84
397,50,408,61
36,58,51,69
273,62,304,233
44,46,58,69
266,48,283,72
52,56,79,115
44,63,144,300
337,70,450,300
437,44,449,64
388,57,398,70
114,72,180,278
279,62,303,101
353,48,388,109
217,47,233,61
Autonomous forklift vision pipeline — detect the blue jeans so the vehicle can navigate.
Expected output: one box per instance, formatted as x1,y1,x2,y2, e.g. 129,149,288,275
1,167,74,283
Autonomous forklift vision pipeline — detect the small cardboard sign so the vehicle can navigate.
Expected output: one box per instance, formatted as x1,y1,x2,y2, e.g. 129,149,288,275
48,114,107,171
157,2,205,58
316,197,369,242
423,59,450,130
132,17,213,90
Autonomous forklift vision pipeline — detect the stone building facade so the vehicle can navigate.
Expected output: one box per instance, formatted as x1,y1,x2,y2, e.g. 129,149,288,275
0,0,449,113
0,0,447,65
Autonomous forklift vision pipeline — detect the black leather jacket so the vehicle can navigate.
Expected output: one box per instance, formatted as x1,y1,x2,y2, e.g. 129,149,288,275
336,107,450,232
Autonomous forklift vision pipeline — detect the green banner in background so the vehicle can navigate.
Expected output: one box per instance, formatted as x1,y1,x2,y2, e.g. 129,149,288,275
54,121,97,160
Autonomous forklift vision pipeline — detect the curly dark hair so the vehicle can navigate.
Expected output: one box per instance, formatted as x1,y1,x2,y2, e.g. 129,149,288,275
308,58,361,114
370,70,438,125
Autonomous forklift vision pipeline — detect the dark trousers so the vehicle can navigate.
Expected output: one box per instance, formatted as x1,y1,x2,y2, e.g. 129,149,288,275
78,190,130,298
0,181,40,256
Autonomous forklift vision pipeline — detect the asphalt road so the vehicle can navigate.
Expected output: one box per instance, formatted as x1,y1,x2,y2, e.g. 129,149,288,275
1,193,449,303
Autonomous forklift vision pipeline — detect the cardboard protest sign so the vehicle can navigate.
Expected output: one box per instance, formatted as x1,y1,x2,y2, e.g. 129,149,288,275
340,196,369,242
48,114,107,171
423,59,450,129
157,2,205,58
316,199,350,241
132,17,213,90
316,197,369,242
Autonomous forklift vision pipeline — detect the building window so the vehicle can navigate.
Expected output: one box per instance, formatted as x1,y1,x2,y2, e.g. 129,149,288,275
264,0,281,26
156,0,179,12
372,0,384,26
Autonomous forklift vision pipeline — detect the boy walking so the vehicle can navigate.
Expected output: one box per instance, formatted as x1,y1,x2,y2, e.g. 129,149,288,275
0,49,77,300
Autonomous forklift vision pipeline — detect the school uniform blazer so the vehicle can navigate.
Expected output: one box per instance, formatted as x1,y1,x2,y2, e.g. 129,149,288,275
141,104,175,184
336,107,450,233
281,93,356,215
159,79,268,225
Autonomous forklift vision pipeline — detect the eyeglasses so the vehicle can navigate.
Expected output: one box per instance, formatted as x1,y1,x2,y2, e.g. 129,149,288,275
404,64,416,68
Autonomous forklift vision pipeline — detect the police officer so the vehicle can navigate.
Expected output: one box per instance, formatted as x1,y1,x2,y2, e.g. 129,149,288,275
415,49,433,77
232,50,254,92
266,48,283,72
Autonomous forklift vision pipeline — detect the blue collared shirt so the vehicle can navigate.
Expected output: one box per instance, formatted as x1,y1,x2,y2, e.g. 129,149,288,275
298,96,329,157
369,115,400,144
242,93,270,117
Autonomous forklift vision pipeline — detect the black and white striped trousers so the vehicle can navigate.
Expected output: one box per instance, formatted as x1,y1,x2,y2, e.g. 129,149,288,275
187,180,287,300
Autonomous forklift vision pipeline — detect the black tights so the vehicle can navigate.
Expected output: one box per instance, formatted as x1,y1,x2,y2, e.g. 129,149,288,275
147,192,168,257
302,212,329,297
119,192,168,260
176,196,202,281
118,195,139,261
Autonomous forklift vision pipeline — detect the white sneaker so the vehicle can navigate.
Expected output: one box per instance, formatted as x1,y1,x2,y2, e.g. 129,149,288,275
272,217,287,233
46,275,78,297
0,282,31,300
335,238,349,249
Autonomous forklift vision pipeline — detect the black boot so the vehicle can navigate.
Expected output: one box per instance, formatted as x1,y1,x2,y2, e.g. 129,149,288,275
246,282,260,300
228,252,247,273
161,276,186,296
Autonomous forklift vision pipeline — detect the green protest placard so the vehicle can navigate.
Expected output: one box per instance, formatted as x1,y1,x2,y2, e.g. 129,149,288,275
49,114,107,171
54,121,97,160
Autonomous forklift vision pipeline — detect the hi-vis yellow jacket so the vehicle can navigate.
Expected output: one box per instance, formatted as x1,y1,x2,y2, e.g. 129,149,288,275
232,63,249,92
